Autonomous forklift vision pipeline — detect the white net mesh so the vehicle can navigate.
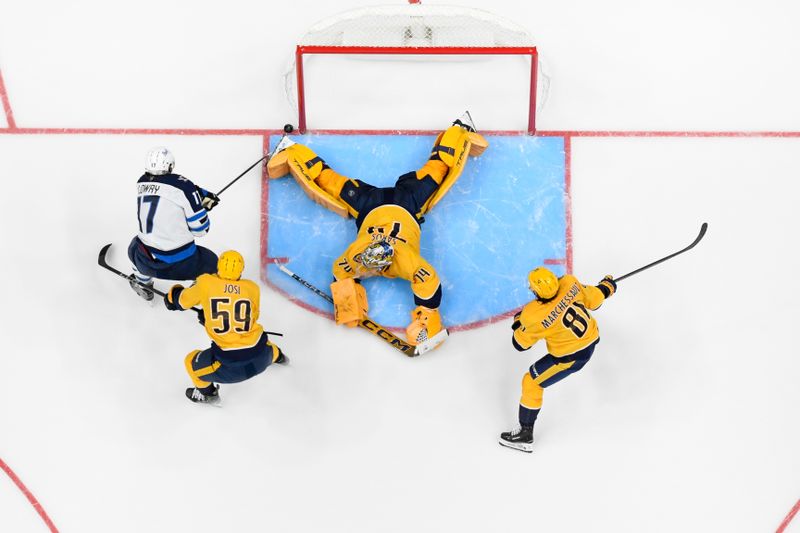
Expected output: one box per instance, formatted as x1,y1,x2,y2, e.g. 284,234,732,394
283,3,550,130
297,4,534,47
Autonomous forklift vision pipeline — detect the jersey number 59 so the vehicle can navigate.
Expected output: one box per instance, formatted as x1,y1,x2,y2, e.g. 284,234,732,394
209,297,252,334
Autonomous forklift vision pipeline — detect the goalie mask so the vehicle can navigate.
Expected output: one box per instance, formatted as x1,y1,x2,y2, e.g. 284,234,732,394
356,241,394,270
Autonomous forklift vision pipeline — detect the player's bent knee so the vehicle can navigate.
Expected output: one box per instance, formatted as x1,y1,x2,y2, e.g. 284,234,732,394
184,350,201,372
520,373,544,410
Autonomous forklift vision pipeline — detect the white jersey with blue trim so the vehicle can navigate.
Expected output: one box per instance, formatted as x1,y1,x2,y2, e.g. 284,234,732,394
136,173,210,263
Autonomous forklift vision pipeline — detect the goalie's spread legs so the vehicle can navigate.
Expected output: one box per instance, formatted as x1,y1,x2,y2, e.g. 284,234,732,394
268,113,489,350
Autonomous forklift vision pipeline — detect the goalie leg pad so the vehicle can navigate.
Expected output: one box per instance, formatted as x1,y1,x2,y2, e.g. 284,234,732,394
415,159,449,186
405,306,444,347
420,126,489,214
330,278,369,327
431,125,470,168
268,144,354,219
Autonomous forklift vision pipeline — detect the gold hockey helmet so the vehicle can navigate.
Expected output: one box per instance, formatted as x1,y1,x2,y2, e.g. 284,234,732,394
528,267,559,300
218,250,245,280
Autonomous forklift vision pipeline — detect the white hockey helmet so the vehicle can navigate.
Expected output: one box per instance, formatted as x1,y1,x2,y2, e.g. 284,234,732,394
144,147,175,175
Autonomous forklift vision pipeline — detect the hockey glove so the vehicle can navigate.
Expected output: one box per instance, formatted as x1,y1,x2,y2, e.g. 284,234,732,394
512,311,522,331
596,275,617,298
164,285,185,311
201,191,220,211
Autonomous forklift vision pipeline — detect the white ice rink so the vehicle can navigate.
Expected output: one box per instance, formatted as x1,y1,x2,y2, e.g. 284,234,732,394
0,1,798,532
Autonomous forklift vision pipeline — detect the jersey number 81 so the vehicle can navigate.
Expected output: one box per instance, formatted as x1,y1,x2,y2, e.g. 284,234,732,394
562,302,591,338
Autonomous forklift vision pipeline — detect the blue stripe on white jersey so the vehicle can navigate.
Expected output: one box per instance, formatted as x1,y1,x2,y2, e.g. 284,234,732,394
136,173,210,254
147,241,198,263
186,209,208,222
189,218,210,236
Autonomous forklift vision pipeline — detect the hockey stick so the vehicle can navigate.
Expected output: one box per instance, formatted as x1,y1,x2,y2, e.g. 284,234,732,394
215,125,294,197
97,244,283,336
615,222,708,282
276,263,446,356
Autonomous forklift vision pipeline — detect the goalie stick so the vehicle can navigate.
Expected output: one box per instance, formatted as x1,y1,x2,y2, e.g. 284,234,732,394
615,222,708,282
215,124,295,197
97,244,283,336
275,263,447,357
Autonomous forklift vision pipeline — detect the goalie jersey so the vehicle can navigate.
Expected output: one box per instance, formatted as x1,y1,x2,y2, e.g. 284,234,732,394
512,275,608,357
175,274,265,352
332,204,442,306
136,173,211,263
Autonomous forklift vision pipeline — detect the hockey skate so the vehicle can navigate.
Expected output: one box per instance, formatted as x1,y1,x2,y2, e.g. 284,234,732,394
499,426,534,453
271,135,296,156
274,348,289,365
452,110,477,132
128,274,155,302
185,385,221,406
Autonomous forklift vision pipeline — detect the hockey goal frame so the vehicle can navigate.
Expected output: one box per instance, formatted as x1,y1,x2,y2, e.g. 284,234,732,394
294,45,539,135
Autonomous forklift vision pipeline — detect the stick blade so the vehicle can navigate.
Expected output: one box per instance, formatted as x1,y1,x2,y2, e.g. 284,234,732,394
98,243,113,266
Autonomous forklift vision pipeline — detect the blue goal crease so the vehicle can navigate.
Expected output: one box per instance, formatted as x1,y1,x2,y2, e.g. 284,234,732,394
264,134,567,329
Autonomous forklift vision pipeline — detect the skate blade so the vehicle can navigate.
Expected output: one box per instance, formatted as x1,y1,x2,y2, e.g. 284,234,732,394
272,135,295,155
414,329,449,356
498,439,533,453
197,399,223,408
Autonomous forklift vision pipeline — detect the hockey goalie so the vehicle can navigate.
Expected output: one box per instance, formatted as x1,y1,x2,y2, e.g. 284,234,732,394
268,113,488,351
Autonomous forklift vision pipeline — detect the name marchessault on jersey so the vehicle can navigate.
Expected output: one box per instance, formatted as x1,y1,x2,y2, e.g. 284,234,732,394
540,283,581,329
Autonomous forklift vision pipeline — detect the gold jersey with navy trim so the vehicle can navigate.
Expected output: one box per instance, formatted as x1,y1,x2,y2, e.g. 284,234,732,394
332,204,441,304
513,274,607,356
176,273,265,350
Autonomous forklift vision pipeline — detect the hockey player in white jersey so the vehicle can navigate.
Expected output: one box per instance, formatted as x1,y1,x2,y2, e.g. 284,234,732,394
127,147,220,301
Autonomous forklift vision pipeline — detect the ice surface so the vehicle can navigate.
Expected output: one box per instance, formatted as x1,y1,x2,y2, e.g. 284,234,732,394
265,134,565,328
0,1,799,532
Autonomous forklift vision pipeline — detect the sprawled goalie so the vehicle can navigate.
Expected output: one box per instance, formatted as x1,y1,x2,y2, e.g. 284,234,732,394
267,113,488,348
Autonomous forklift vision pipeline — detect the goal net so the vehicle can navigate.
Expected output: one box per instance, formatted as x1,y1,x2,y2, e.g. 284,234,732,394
283,3,548,134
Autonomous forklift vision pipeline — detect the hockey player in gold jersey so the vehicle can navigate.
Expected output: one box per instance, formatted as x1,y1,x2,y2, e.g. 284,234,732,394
499,267,617,452
267,113,488,349
164,250,287,405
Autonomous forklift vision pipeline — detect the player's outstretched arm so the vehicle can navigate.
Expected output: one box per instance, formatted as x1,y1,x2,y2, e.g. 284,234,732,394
164,285,187,311
199,189,220,211
582,276,617,310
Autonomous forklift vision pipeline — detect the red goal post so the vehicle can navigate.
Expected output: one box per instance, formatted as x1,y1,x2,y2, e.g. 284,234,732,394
284,4,546,135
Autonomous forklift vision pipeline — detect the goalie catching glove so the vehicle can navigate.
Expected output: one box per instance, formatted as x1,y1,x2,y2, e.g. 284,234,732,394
330,278,369,328
406,306,443,347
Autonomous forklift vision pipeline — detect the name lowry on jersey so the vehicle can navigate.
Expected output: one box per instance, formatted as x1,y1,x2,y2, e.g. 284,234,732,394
138,183,161,195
